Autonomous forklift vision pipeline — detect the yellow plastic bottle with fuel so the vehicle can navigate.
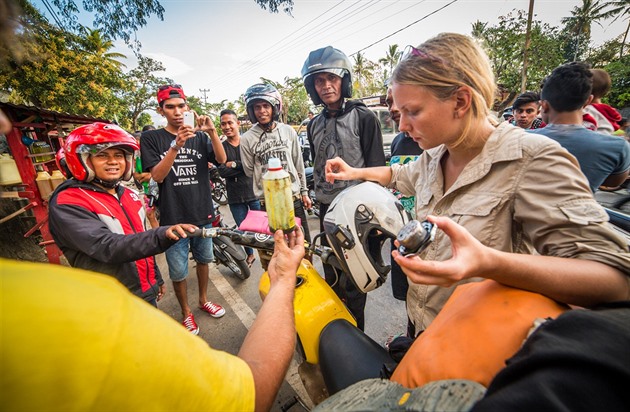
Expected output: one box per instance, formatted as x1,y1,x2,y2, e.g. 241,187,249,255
49,169,66,190
262,157,296,233
35,170,54,199
0,154,22,185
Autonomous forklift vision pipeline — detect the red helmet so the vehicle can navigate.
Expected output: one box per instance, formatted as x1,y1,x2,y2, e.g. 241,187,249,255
64,123,139,182
54,147,72,178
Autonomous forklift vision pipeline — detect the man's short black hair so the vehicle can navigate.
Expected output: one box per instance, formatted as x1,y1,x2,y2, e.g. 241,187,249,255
220,109,237,118
513,91,541,110
541,62,593,112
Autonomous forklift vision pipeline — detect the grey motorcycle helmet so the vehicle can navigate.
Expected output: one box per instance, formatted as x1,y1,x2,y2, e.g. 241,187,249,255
323,182,411,293
244,83,283,123
301,46,353,106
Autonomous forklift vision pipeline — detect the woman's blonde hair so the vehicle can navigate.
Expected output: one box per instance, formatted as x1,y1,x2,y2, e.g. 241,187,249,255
392,33,496,147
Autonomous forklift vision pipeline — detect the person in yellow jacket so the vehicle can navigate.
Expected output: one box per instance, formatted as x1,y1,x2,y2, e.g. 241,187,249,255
0,228,304,412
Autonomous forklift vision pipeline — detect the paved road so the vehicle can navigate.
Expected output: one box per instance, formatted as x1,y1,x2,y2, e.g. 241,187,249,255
155,205,407,411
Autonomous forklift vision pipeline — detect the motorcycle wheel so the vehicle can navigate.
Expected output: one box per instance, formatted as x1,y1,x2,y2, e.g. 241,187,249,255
222,249,251,280
212,180,229,205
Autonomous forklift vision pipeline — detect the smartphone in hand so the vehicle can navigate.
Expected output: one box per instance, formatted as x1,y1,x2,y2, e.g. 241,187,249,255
183,111,196,129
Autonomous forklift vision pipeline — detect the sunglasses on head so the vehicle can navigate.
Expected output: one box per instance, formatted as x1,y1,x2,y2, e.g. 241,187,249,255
401,45,444,64
158,84,183,91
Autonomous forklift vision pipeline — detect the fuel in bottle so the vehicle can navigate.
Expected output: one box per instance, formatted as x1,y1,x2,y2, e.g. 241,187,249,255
262,157,296,233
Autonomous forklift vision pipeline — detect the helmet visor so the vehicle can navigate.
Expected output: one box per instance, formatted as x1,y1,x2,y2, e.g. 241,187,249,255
76,143,135,155
305,68,346,80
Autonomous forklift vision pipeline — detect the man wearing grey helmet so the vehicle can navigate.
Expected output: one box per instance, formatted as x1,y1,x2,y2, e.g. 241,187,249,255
301,46,386,330
240,83,312,261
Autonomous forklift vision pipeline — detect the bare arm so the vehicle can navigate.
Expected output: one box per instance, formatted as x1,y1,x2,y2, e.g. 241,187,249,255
199,115,227,164
393,215,630,307
325,157,392,186
601,170,629,188
238,229,304,412
149,126,194,183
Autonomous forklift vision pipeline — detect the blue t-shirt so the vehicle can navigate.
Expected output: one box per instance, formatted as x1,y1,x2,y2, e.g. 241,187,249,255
531,124,630,192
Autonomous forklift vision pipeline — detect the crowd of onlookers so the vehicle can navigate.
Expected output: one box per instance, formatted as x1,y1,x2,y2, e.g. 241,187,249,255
4,26,630,411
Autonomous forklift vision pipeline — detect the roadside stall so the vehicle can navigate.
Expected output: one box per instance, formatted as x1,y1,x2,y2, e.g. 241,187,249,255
0,102,109,263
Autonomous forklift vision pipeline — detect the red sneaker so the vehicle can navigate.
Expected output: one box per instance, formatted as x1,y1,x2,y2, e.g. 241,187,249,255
182,313,199,335
200,301,225,318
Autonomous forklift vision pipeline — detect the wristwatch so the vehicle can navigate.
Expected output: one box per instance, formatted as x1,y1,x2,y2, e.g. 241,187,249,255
231,161,237,168
169,140,181,152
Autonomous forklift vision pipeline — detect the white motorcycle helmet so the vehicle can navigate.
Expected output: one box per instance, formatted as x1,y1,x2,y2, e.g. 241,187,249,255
323,182,411,293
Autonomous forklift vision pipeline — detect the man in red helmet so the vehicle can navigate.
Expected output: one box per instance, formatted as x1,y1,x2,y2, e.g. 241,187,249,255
141,84,227,335
49,122,198,306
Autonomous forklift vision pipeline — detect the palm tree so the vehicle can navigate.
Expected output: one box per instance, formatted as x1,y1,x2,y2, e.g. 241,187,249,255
82,29,126,69
601,0,630,58
353,52,366,97
378,44,401,81
562,0,610,61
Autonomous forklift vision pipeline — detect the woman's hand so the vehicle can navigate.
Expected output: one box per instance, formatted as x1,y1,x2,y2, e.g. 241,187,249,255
325,157,355,183
392,215,490,287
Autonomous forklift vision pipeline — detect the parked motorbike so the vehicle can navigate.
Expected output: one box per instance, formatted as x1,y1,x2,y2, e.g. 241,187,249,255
210,202,251,280
191,182,412,404
209,164,228,206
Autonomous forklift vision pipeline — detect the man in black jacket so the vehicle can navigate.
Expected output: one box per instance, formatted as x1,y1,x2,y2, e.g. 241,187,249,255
301,46,386,330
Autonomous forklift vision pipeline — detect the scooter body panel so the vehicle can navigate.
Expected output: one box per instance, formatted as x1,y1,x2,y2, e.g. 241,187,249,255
259,258,356,364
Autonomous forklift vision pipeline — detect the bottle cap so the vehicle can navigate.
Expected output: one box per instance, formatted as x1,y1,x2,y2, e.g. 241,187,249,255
268,158,282,170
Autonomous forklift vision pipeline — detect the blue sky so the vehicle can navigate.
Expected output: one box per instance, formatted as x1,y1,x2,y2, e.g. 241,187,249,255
33,0,627,124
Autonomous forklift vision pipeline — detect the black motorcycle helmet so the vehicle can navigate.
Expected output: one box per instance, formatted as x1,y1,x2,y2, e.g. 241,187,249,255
244,83,283,125
301,46,353,106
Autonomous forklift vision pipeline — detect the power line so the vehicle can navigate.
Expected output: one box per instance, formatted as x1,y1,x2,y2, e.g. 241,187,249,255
209,0,349,86
351,0,460,56
209,0,459,99
209,0,383,91
40,0,64,27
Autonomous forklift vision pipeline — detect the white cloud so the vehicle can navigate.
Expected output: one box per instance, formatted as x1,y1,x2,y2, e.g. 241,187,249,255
144,52,194,78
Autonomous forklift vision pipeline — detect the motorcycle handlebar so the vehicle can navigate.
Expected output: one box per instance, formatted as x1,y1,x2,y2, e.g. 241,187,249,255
188,227,343,270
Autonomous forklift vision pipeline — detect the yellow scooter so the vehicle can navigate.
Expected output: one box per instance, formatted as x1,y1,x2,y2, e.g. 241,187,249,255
192,183,419,399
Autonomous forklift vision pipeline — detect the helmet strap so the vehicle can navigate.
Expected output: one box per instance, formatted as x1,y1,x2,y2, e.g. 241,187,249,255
323,100,345,118
260,120,276,132
92,177,121,190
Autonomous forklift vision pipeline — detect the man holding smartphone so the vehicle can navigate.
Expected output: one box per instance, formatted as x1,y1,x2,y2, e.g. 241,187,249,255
141,84,227,335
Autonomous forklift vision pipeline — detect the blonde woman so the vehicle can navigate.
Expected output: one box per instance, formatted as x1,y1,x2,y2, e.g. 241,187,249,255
325,33,630,335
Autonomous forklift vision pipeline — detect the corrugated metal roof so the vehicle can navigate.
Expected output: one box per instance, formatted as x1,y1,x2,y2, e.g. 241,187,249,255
0,102,111,124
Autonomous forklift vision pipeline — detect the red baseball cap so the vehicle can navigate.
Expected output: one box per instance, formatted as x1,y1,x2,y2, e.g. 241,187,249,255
157,84,186,104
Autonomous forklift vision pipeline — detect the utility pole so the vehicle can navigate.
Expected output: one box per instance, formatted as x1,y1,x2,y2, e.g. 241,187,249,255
199,88,210,106
520,0,535,93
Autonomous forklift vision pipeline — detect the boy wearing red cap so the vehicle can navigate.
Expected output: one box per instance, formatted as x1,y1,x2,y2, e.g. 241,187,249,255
141,84,227,335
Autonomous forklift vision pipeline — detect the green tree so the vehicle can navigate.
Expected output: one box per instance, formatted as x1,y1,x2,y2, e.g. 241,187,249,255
81,28,126,69
255,0,294,14
378,44,401,81
44,0,165,50
121,55,172,130
37,0,294,51
472,10,565,109
601,0,630,58
352,52,367,97
584,35,627,66
136,112,152,129
0,7,127,123
603,55,630,108
561,0,609,61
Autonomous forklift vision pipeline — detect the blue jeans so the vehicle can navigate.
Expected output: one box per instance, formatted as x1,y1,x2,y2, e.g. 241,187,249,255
165,223,214,282
229,199,261,255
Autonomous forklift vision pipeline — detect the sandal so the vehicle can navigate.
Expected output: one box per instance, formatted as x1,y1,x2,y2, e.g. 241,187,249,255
246,254,256,267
